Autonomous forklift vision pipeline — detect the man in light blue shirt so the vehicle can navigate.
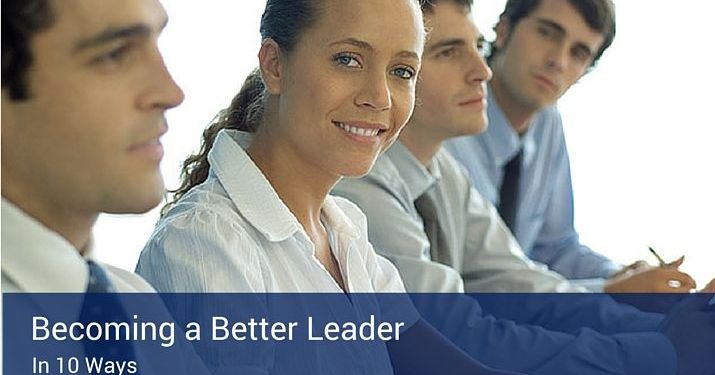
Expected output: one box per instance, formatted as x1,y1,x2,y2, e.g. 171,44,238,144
445,0,698,292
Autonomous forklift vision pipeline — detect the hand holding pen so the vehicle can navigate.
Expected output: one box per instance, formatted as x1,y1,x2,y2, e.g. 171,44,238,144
648,248,715,293
604,247,696,293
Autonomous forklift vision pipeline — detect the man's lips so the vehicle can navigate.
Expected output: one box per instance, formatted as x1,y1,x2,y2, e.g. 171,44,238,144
127,127,167,161
458,95,486,106
533,74,558,91
127,139,164,161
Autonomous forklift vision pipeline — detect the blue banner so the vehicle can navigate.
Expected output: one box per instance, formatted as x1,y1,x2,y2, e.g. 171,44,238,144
4,293,714,375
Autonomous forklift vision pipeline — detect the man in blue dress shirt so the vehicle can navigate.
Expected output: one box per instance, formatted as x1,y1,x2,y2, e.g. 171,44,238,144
445,0,698,292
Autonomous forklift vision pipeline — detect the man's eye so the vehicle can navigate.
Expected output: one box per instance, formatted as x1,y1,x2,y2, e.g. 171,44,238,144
437,47,457,58
537,26,558,39
572,48,592,63
91,45,131,65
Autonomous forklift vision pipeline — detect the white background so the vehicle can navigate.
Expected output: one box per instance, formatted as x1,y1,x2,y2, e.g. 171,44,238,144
94,0,714,286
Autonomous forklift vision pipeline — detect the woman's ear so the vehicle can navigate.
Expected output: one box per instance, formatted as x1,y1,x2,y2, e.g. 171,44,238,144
258,38,284,95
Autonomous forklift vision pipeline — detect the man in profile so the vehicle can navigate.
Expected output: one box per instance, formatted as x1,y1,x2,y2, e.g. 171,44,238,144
1,1,199,373
2,0,183,292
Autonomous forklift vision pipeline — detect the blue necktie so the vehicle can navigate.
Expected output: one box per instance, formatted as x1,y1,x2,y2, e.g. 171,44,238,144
498,148,523,231
80,261,139,369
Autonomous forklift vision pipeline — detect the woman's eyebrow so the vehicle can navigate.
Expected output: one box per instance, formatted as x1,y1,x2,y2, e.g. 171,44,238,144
329,38,373,52
330,38,419,60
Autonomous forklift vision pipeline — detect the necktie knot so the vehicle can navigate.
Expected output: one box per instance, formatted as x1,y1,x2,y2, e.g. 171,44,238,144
86,260,117,293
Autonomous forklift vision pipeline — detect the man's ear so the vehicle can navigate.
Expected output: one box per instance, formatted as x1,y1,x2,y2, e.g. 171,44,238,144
494,17,511,50
258,38,284,95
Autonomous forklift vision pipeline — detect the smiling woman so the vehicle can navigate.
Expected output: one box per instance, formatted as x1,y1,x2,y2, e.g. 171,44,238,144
144,0,425,293
132,0,518,374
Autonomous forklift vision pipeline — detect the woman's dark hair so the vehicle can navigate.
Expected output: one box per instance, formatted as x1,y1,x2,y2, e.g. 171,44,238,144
2,0,55,101
167,0,321,210
488,0,616,67
420,0,473,14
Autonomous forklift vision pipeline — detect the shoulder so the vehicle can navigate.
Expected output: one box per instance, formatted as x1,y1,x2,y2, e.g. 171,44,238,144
360,151,405,190
445,132,486,158
138,180,261,282
434,148,473,191
542,104,564,121
154,179,249,242
333,160,413,215
137,194,265,292
535,105,566,135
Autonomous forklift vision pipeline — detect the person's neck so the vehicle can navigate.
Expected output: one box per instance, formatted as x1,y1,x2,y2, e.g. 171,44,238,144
490,78,537,135
398,123,445,168
1,185,96,254
247,132,335,239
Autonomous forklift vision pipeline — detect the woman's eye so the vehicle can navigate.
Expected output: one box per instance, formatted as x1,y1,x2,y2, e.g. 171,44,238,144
392,67,415,80
334,53,361,68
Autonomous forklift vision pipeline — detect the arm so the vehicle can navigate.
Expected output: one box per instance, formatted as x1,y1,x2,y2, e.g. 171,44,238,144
388,319,524,375
409,293,677,375
135,208,273,374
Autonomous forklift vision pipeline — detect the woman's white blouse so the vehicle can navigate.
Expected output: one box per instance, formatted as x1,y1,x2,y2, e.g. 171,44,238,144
136,129,410,296
136,130,417,374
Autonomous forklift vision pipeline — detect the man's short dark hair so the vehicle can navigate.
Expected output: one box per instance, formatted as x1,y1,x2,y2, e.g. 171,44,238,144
490,0,616,67
2,0,55,101
420,0,473,14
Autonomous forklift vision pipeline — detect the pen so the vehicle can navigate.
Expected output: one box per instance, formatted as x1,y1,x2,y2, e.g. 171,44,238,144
648,246,666,267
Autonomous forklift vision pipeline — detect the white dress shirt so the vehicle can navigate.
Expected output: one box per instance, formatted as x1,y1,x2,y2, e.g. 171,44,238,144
1,198,153,294
1,198,209,375
136,129,410,296
135,130,417,375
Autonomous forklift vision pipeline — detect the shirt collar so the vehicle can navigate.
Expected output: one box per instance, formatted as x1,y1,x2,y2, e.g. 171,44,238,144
1,198,90,293
321,196,360,242
207,129,307,242
384,141,441,199
485,83,539,167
